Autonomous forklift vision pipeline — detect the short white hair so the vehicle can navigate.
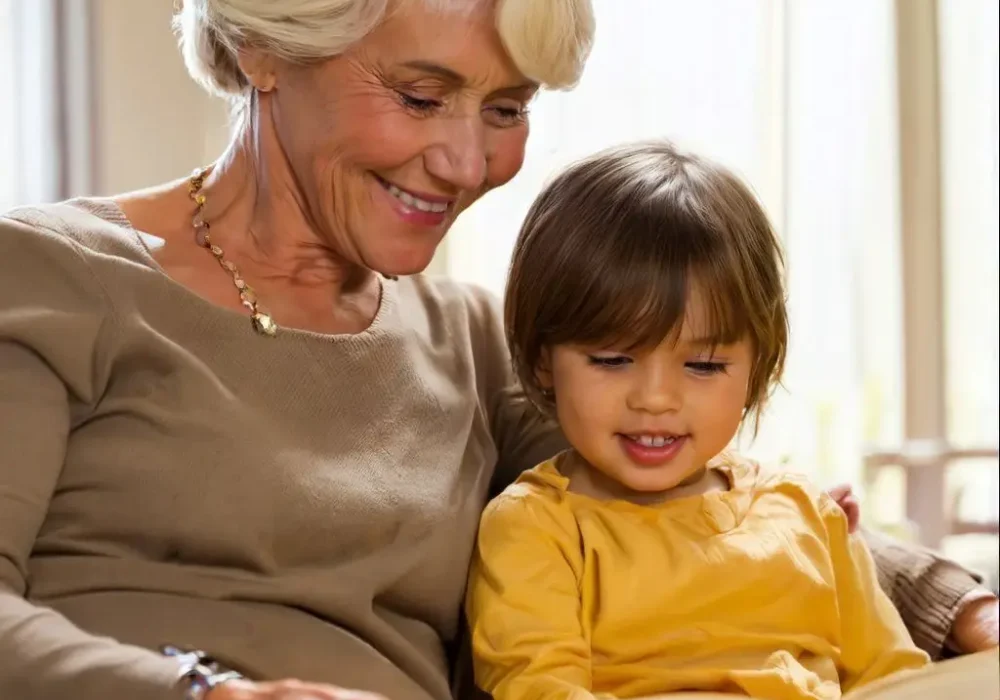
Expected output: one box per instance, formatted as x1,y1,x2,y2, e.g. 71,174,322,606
174,0,595,100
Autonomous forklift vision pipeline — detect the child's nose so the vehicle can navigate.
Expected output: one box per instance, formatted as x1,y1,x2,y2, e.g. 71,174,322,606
626,369,683,414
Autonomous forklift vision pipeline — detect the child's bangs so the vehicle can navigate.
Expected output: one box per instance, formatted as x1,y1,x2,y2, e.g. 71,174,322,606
547,234,750,354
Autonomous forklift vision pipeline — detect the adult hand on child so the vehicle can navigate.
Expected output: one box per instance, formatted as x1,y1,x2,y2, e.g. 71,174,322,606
951,595,1000,653
827,483,861,533
207,679,388,700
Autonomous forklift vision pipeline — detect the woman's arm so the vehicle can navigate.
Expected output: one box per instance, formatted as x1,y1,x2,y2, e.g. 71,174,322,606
0,216,182,700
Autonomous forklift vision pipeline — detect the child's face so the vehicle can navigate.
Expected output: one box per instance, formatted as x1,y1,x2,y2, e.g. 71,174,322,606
541,310,753,493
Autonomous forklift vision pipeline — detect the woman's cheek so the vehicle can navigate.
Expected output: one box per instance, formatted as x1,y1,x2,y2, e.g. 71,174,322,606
487,126,529,188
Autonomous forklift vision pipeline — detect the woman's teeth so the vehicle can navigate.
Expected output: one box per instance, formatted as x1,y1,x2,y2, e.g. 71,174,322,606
386,183,449,213
629,435,677,448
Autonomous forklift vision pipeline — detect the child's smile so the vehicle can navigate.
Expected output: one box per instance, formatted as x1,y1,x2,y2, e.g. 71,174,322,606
617,431,689,467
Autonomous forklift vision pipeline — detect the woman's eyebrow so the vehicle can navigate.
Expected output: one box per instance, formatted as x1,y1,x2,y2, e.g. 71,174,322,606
400,60,538,94
401,60,466,85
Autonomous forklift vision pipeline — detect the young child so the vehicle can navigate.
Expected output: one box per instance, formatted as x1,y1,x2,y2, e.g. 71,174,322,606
465,141,932,700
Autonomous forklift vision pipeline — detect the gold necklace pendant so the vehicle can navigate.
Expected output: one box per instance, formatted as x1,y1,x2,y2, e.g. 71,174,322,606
251,311,278,337
188,168,278,337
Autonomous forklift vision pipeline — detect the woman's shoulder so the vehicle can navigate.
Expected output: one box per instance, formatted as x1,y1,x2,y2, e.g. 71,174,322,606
1,198,155,269
396,275,506,352
397,275,502,324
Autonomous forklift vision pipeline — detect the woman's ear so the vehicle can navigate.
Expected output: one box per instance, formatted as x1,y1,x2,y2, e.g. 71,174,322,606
237,48,277,92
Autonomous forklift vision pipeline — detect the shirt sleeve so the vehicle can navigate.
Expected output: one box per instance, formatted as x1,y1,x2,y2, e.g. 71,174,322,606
860,527,988,659
465,491,596,700
0,215,182,700
823,500,931,691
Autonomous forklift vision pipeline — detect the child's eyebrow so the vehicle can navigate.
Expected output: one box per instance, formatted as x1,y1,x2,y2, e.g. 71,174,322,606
683,337,730,350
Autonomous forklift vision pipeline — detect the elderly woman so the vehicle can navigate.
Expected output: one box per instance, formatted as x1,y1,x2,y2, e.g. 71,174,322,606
0,1,996,699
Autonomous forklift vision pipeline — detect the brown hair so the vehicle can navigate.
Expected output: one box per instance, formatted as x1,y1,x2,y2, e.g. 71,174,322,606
505,140,788,428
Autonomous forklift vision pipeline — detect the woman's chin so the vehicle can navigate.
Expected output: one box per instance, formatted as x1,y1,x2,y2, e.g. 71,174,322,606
371,247,440,278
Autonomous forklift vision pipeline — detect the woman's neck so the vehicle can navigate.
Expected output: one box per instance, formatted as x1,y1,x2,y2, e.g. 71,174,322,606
199,117,371,297
115,98,382,336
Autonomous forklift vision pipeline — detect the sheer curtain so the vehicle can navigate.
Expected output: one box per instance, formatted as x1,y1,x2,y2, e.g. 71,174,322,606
937,0,999,584
0,0,94,211
447,0,776,296
0,1,14,210
748,1,902,488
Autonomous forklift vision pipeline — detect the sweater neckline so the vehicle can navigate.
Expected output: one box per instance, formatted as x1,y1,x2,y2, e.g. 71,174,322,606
528,452,756,533
69,197,400,345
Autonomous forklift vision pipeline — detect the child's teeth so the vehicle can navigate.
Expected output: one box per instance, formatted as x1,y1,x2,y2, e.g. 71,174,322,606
636,435,675,447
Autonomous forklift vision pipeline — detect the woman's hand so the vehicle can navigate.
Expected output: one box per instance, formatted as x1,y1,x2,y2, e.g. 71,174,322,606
207,678,387,700
827,483,861,533
950,595,1000,653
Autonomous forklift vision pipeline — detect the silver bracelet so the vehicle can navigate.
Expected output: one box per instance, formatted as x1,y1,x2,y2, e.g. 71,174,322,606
162,645,245,700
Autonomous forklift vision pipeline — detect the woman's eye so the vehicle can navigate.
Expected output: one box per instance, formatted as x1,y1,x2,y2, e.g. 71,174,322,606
587,355,632,369
686,361,729,376
485,104,529,126
397,91,441,113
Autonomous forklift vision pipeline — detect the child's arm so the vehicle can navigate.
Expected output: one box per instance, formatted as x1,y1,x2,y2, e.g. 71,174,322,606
465,493,595,700
821,497,931,691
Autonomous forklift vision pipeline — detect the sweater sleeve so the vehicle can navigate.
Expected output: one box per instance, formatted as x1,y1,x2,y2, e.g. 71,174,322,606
860,526,987,660
465,493,596,700
489,392,569,495
0,215,183,700
460,285,569,494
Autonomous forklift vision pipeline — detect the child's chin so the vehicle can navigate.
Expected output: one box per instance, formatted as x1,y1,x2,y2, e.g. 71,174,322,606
622,468,691,493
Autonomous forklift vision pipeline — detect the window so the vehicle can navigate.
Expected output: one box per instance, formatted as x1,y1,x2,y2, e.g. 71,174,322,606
0,0,93,210
938,0,999,585
0,0,21,210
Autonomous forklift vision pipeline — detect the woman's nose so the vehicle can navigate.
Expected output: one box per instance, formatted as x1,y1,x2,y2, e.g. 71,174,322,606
424,116,488,191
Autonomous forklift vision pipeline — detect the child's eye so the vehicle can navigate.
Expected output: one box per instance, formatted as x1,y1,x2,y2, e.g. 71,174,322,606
587,354,633,369
686,361,729,376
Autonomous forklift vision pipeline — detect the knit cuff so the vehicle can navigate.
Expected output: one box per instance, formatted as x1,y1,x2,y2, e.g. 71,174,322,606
863,527,988,660
901,559,986,660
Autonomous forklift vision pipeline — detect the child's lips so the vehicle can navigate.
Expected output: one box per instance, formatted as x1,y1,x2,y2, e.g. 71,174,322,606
618,434,689,467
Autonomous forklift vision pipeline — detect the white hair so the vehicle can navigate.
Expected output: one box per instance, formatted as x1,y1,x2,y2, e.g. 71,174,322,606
173,0,595,101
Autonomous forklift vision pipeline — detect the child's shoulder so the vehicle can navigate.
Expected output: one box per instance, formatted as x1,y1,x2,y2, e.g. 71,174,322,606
723,453,840,515
481,459,579,537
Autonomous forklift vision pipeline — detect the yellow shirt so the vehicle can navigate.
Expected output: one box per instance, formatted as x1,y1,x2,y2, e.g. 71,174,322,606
466,454,929,700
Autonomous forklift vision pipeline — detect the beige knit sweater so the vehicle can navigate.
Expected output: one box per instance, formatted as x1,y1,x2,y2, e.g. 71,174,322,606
0,201,982,700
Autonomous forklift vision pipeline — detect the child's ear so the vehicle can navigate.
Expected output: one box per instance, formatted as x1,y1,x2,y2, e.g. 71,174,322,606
534,348,554,391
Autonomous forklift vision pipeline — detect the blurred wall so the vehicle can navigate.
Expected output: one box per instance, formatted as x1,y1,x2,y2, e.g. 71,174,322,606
92,0,229,195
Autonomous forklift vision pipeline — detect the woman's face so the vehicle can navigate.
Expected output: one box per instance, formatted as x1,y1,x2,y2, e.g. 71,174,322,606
267,1,536,275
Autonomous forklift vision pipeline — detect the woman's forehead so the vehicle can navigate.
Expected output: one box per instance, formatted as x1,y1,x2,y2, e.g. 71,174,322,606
362,0,527,86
